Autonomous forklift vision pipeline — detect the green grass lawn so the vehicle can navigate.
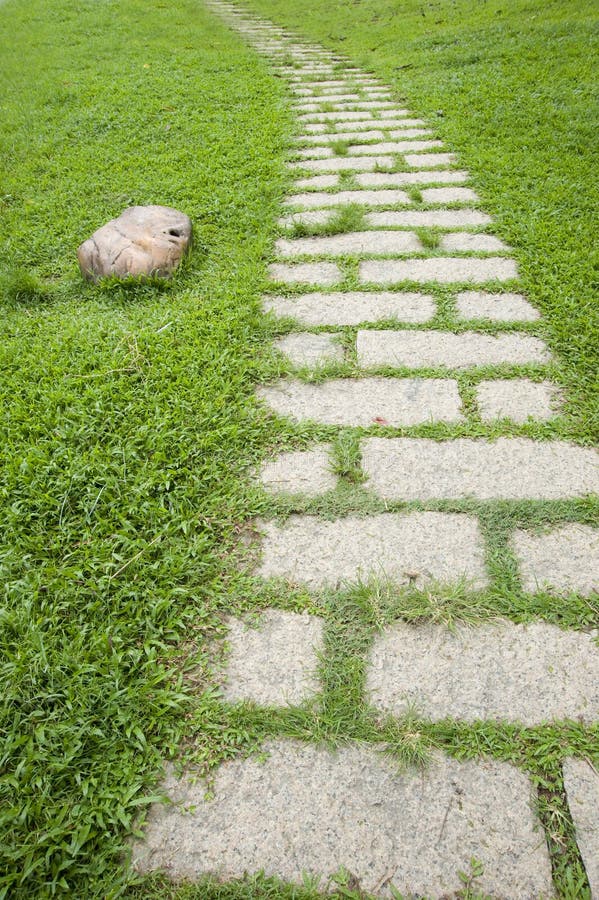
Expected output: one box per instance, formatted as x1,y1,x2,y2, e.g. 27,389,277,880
0,0,293,894
1,0,598,896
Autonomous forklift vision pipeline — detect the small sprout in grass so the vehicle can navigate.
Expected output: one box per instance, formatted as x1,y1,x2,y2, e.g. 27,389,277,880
320,101,336,112
331,139,350,156
332,431,364,484
326,203,365,234
408,186,423,203
338,170,358,188
417,227,441,250
380,711,431,770
325,120,337,134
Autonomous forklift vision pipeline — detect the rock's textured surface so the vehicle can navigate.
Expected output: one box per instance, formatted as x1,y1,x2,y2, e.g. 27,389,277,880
78,206,192,281
563,758,599,897
367,620,599,725
132,741,554,899
222,611,324,705
513,524,599,596
257,511,487,588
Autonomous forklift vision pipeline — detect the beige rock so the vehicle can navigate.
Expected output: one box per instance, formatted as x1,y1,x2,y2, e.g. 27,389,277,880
78,205,192,281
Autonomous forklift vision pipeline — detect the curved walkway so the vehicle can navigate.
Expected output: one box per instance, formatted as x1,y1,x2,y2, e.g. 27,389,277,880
132,3,599,896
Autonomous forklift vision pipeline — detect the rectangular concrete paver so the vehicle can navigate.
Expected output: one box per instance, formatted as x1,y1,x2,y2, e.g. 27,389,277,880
421,187,480,203
260,445,336,496
257,378,463,426
263,291,435,325
276,231,422,257
274,332,344,366
456,290,540,321
513,524,599,597
563,758,599,898
360,257,518,284
294,174,339,189
366,210,492,228
297,129,386,143
222,611,324,705
405,152,456,168
356,330,550,368
268,262,341,286
258,511,486,588
285,189,412,208
367,620,599,725
440,232,509,252
132,740,553,898
476,379,560,422
362,437,599,500
291,155,394,172
356,171,468,187
346,140,444,155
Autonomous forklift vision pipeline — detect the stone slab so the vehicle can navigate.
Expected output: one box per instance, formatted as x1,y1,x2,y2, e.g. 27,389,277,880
294,174,339,189
258,511,486,588
366,210,492,228
405,152,456,168
360,257,518,284
263,291,435,325
362,437,599,500
285,189,412,209
513,524,599,597
346,140,443,155
274,332,344,367
367,620,599,726
456,291,540,321
296,146,333,159
387,128,436,138
298,130,387,143
356,171,468,187
268,262,340,286
279,209,334,227
222,611,323,706
356,330,550,368
294,94,364,106
421,187,480,203
260,445,336,496
302,120,428,134
132,740,553,898
299,110,379,121
291,155,394,172
476,379,560,422
440,233,509,252
276,231,421,257
563,758,599,897
257,378,463,426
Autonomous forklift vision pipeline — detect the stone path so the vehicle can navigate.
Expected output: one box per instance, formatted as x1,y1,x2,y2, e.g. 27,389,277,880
133,2,599,896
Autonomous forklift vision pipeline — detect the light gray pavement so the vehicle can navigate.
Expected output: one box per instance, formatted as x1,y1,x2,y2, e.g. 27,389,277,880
138,3,599,895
